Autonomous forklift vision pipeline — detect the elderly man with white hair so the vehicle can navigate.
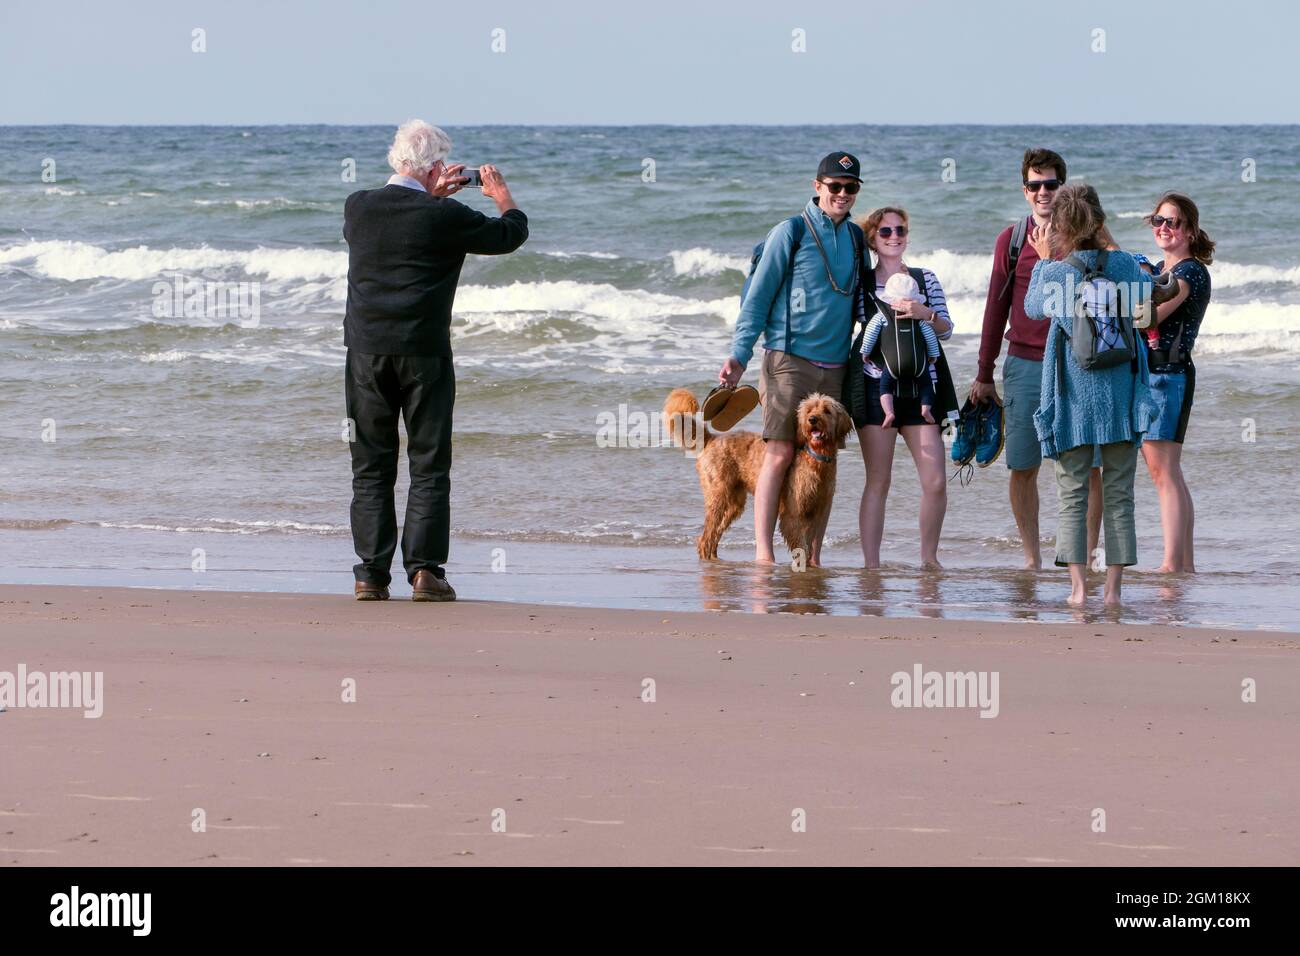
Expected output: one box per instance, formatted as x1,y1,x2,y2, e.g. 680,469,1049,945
344,119,528,601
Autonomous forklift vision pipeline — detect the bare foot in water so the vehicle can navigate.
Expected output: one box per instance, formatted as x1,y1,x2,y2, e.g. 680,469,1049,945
1103,588,1122,606
1067,587,1087,606
921,558,944,571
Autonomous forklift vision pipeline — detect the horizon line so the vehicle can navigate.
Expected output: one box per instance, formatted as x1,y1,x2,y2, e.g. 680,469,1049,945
3,121,1299,129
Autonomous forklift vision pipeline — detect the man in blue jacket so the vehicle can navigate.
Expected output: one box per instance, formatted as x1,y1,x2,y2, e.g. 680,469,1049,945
718,152,862,565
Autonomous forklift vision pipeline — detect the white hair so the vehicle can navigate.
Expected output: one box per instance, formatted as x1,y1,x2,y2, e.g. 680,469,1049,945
386,119,452,177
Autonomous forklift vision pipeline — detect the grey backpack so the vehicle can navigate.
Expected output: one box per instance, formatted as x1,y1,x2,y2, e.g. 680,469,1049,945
1064,250,1136,370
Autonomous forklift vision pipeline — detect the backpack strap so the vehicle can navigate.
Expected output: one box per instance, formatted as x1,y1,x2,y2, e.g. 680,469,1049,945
782,214,806,351
1063,253,1092,277
907,266,928,305
849,223,865,290
1055,320,1066,397
997,216,1030,299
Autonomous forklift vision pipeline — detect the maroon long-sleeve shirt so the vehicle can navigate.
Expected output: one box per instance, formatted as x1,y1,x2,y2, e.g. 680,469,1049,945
976,215,1047,383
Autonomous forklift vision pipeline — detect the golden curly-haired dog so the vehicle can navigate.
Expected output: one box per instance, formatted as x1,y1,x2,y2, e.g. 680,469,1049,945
664,388,852,561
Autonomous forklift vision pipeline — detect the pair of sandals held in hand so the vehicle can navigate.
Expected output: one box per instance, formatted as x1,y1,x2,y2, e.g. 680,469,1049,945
701,383,760,431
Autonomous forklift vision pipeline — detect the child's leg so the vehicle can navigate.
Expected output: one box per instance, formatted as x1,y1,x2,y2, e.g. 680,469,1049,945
917,366,935,424
879,371,897,429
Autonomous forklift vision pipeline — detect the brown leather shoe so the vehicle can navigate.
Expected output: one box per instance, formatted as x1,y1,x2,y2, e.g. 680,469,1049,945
411,570,456,602
354,581,389,601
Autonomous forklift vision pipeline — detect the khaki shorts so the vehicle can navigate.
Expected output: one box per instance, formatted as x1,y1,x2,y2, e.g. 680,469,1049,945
758,349,846,442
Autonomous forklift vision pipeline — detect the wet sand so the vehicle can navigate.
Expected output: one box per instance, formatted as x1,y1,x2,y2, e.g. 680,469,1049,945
2,584,1297,866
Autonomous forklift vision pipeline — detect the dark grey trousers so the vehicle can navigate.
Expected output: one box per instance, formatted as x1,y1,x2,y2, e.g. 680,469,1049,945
345,350,454,587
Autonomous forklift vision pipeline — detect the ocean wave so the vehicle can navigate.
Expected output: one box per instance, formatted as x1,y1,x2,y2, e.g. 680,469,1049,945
192,197,335,211
0,240,346,283
669,247,749,277
453,524,692,547
0,518,75,531
90,518,348,536
44,186,85,196
455,279,738,323
541,250,620,260
1206,261,1300,288
905,251,1300,296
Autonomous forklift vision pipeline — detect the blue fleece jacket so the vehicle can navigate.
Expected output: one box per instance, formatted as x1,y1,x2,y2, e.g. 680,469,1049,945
730,197,858,368
1024,250,1157,459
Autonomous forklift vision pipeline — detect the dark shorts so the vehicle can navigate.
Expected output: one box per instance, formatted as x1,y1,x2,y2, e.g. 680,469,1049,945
1147,364,1195,443
860,371,937,430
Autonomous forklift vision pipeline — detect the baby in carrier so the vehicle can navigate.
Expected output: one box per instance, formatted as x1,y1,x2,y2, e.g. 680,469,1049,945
861,272,940,428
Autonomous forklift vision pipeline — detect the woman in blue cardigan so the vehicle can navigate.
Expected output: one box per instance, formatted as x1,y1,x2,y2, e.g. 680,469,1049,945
1024,184,1156,607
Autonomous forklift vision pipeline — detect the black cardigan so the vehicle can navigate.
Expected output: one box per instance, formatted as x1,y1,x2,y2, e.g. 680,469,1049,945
343,184,529,355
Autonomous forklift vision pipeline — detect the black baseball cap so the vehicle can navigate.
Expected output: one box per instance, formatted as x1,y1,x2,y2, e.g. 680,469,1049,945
817,152,861,182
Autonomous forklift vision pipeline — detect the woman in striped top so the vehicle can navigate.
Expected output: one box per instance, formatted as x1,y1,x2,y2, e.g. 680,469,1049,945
855,206,955,569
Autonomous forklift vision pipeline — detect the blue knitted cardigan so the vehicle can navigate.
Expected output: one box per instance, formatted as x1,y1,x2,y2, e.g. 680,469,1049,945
1023,250,1157,460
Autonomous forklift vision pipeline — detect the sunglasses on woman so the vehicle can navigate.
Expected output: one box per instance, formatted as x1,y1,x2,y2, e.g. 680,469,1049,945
818,180,861,195
1150,214,1183,230
876,225,907,238
1024,179,1061,192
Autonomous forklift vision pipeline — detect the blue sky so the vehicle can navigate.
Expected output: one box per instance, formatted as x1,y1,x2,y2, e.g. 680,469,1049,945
2,0,1295,125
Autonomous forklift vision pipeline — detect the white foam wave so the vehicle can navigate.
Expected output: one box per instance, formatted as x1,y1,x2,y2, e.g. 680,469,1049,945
455,279,738,323
669,247,749,277
192,197,333,210
913,249,997,297
1190,301,1300,354
1116,211,1147,219
909,250,1300,295
44,186,85,196
542,250,620,260
1207,261,1300,288
91,518,346,535
0,240,346,283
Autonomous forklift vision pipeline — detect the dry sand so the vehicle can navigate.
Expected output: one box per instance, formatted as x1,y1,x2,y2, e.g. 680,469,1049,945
1,584,1296,866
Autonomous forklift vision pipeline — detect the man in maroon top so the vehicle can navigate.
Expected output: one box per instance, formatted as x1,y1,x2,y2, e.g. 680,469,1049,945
969,148,1101,570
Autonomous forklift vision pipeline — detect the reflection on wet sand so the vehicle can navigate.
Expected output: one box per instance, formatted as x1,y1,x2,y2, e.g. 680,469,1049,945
1006,570,1041,622
698,561,830,614
915,571,944,620
686,554,1265,628
856,569,887,615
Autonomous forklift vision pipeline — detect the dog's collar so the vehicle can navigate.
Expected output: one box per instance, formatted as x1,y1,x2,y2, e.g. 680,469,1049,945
800,444,835,464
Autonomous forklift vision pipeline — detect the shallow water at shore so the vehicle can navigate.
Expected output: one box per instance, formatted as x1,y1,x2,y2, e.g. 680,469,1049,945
2,525,1293,632
3,124,1299,630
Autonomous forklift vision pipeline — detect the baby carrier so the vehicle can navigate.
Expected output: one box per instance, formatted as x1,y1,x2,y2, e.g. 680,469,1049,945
869,299,930,397
868,268,930,399
842,266,959,427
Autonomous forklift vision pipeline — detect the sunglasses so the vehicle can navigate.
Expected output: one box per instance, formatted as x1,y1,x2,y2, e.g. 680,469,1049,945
876,225,908,239
818,180,861,195
1024,179,1061,193
1150,214,1183,230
